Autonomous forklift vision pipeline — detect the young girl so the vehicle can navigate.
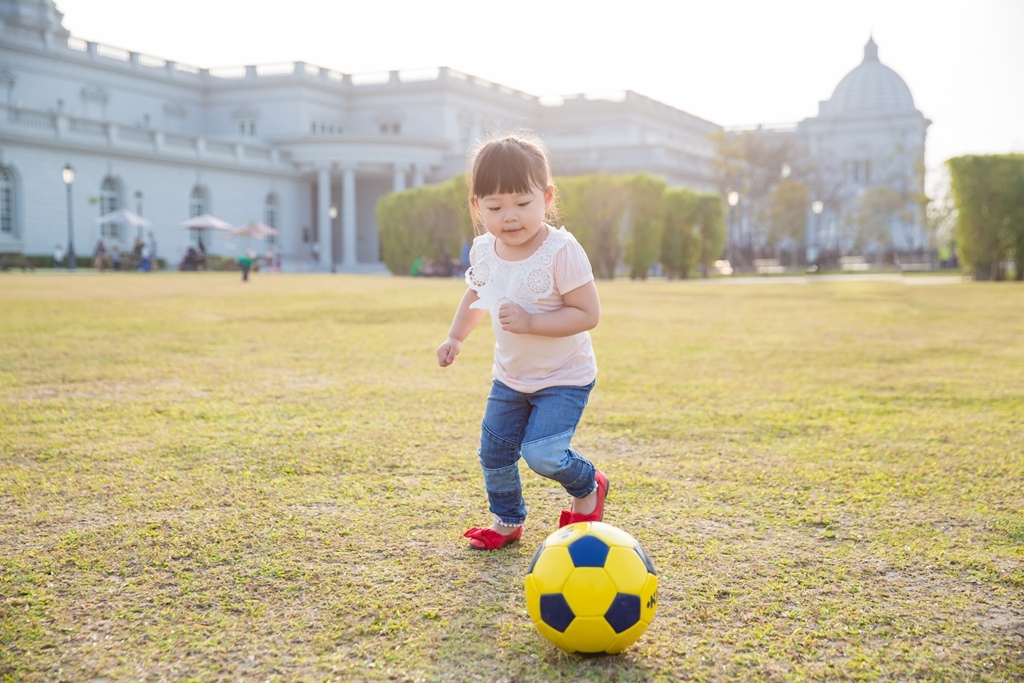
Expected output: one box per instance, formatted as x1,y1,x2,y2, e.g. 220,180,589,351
436,131,609,551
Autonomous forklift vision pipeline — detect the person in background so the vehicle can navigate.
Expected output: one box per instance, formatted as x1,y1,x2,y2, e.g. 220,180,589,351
53,244,65,268
458,237,471,277
139,241,151,272
147,231,158,271
239,249,255,282
93,240,107,270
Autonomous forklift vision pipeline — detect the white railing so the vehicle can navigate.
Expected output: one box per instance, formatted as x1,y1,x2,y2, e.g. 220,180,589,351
0,103,289,168
68,118,105,137
96,44,130,61
351,71,391,86
256,63,296,77
399,67,440,82
117,126,153,145
208,66,246,79
7,107,55,129
137,54,167,69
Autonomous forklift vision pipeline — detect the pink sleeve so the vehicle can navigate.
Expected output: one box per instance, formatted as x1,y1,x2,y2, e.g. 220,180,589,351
553,238,595,295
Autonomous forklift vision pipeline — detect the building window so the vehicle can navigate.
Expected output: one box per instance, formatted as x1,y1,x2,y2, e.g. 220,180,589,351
848,159,873,184
237,119,256,138
190,185,209,217
311,121,342,135
0,165,14,236
264,192,278,246
99,176,122,240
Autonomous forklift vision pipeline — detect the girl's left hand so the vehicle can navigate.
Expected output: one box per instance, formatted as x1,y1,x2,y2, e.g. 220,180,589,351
498,302,531,334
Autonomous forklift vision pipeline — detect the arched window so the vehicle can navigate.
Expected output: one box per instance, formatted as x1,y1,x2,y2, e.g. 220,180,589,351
190,185,209,218
264,192,278,246
0,165,15,237
99,176,122,240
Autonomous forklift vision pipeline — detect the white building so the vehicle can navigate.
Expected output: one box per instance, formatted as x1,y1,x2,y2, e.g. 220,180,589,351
0,0,721,271
797,37,931,254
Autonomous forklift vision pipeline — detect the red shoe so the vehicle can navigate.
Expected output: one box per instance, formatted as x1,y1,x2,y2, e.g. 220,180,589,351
558,470,609,528
464,525,523,550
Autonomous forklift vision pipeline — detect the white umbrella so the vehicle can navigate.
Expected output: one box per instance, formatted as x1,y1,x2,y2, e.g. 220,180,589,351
180,214,232,231
181,214,231,252
96,208,153,241
95,208,152,229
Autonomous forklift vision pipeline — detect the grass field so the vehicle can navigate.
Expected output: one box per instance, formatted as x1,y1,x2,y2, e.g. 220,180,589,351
1,272,1022,682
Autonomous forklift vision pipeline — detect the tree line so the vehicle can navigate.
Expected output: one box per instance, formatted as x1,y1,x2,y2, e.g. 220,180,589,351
376,173,724,279
947,154,1024,281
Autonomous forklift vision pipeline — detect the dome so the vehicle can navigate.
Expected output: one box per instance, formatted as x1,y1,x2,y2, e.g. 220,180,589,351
821,38,916,117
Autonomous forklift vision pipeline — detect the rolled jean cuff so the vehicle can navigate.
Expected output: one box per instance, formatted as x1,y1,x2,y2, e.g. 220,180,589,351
493,514,523,528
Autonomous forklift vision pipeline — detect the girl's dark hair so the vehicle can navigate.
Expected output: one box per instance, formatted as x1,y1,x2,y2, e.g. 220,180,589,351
468,131,559,229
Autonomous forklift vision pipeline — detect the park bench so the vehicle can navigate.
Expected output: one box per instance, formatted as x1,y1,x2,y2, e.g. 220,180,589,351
899,256,933,272
0,252,33,271
753,258,785,274
839,256,870,271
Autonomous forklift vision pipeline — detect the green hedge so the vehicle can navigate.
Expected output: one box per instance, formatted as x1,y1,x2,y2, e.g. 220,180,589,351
948,154,1024,281
376,173,724,279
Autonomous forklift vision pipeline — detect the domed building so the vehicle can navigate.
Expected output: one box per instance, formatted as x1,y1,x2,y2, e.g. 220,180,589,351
798,37,931,256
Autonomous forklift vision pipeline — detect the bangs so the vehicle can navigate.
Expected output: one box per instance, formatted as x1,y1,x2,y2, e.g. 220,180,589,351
472,140,546,198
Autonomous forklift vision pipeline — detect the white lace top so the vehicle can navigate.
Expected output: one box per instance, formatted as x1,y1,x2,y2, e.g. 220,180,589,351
465,226,597,393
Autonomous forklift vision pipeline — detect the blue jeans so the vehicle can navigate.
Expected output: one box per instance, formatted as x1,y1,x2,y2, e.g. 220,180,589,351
478,379,596,527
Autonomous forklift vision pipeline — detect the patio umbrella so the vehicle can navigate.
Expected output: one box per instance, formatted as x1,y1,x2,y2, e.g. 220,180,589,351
95,208,153,229
180,214,232,251
227,221,280,265
227,221,279,239
180,214,232,231
96,208,153,241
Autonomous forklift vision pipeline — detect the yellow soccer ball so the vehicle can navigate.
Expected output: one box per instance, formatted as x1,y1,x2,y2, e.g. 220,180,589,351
524,522,658,654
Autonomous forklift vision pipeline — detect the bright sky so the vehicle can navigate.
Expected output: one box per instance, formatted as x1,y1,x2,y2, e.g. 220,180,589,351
57,0,1024,178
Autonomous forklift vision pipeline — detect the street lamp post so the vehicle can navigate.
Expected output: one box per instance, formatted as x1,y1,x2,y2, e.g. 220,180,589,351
328,205,338,273
727,191,739,267
62,163,75,271
134,190,144,240
812,200,824,267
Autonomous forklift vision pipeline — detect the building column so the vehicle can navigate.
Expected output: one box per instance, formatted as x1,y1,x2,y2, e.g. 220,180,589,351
393,164,408,193
412,165,426,188
342,166,357,268
317,165,333,272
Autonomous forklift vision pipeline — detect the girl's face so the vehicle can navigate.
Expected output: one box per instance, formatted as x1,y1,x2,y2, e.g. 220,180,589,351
474,184,553,256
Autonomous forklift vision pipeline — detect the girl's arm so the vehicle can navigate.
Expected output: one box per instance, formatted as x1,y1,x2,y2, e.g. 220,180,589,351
497,281,600,337
437,288,488,367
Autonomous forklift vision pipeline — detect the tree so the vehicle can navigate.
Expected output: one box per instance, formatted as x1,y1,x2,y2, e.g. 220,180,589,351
850,186,901,255
924,164,957,261
660,188,701,279
558,173,626,279
948,154,1024,280
622,174,666,279
695,195,726,277
376,175,471,275
760,178,808,257
710,128,806,251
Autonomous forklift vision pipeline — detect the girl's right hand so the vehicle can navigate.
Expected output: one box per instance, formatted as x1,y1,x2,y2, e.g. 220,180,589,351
437,337,462,367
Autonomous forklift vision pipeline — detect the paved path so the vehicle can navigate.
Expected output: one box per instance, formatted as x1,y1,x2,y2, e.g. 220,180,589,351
688,274,964,286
